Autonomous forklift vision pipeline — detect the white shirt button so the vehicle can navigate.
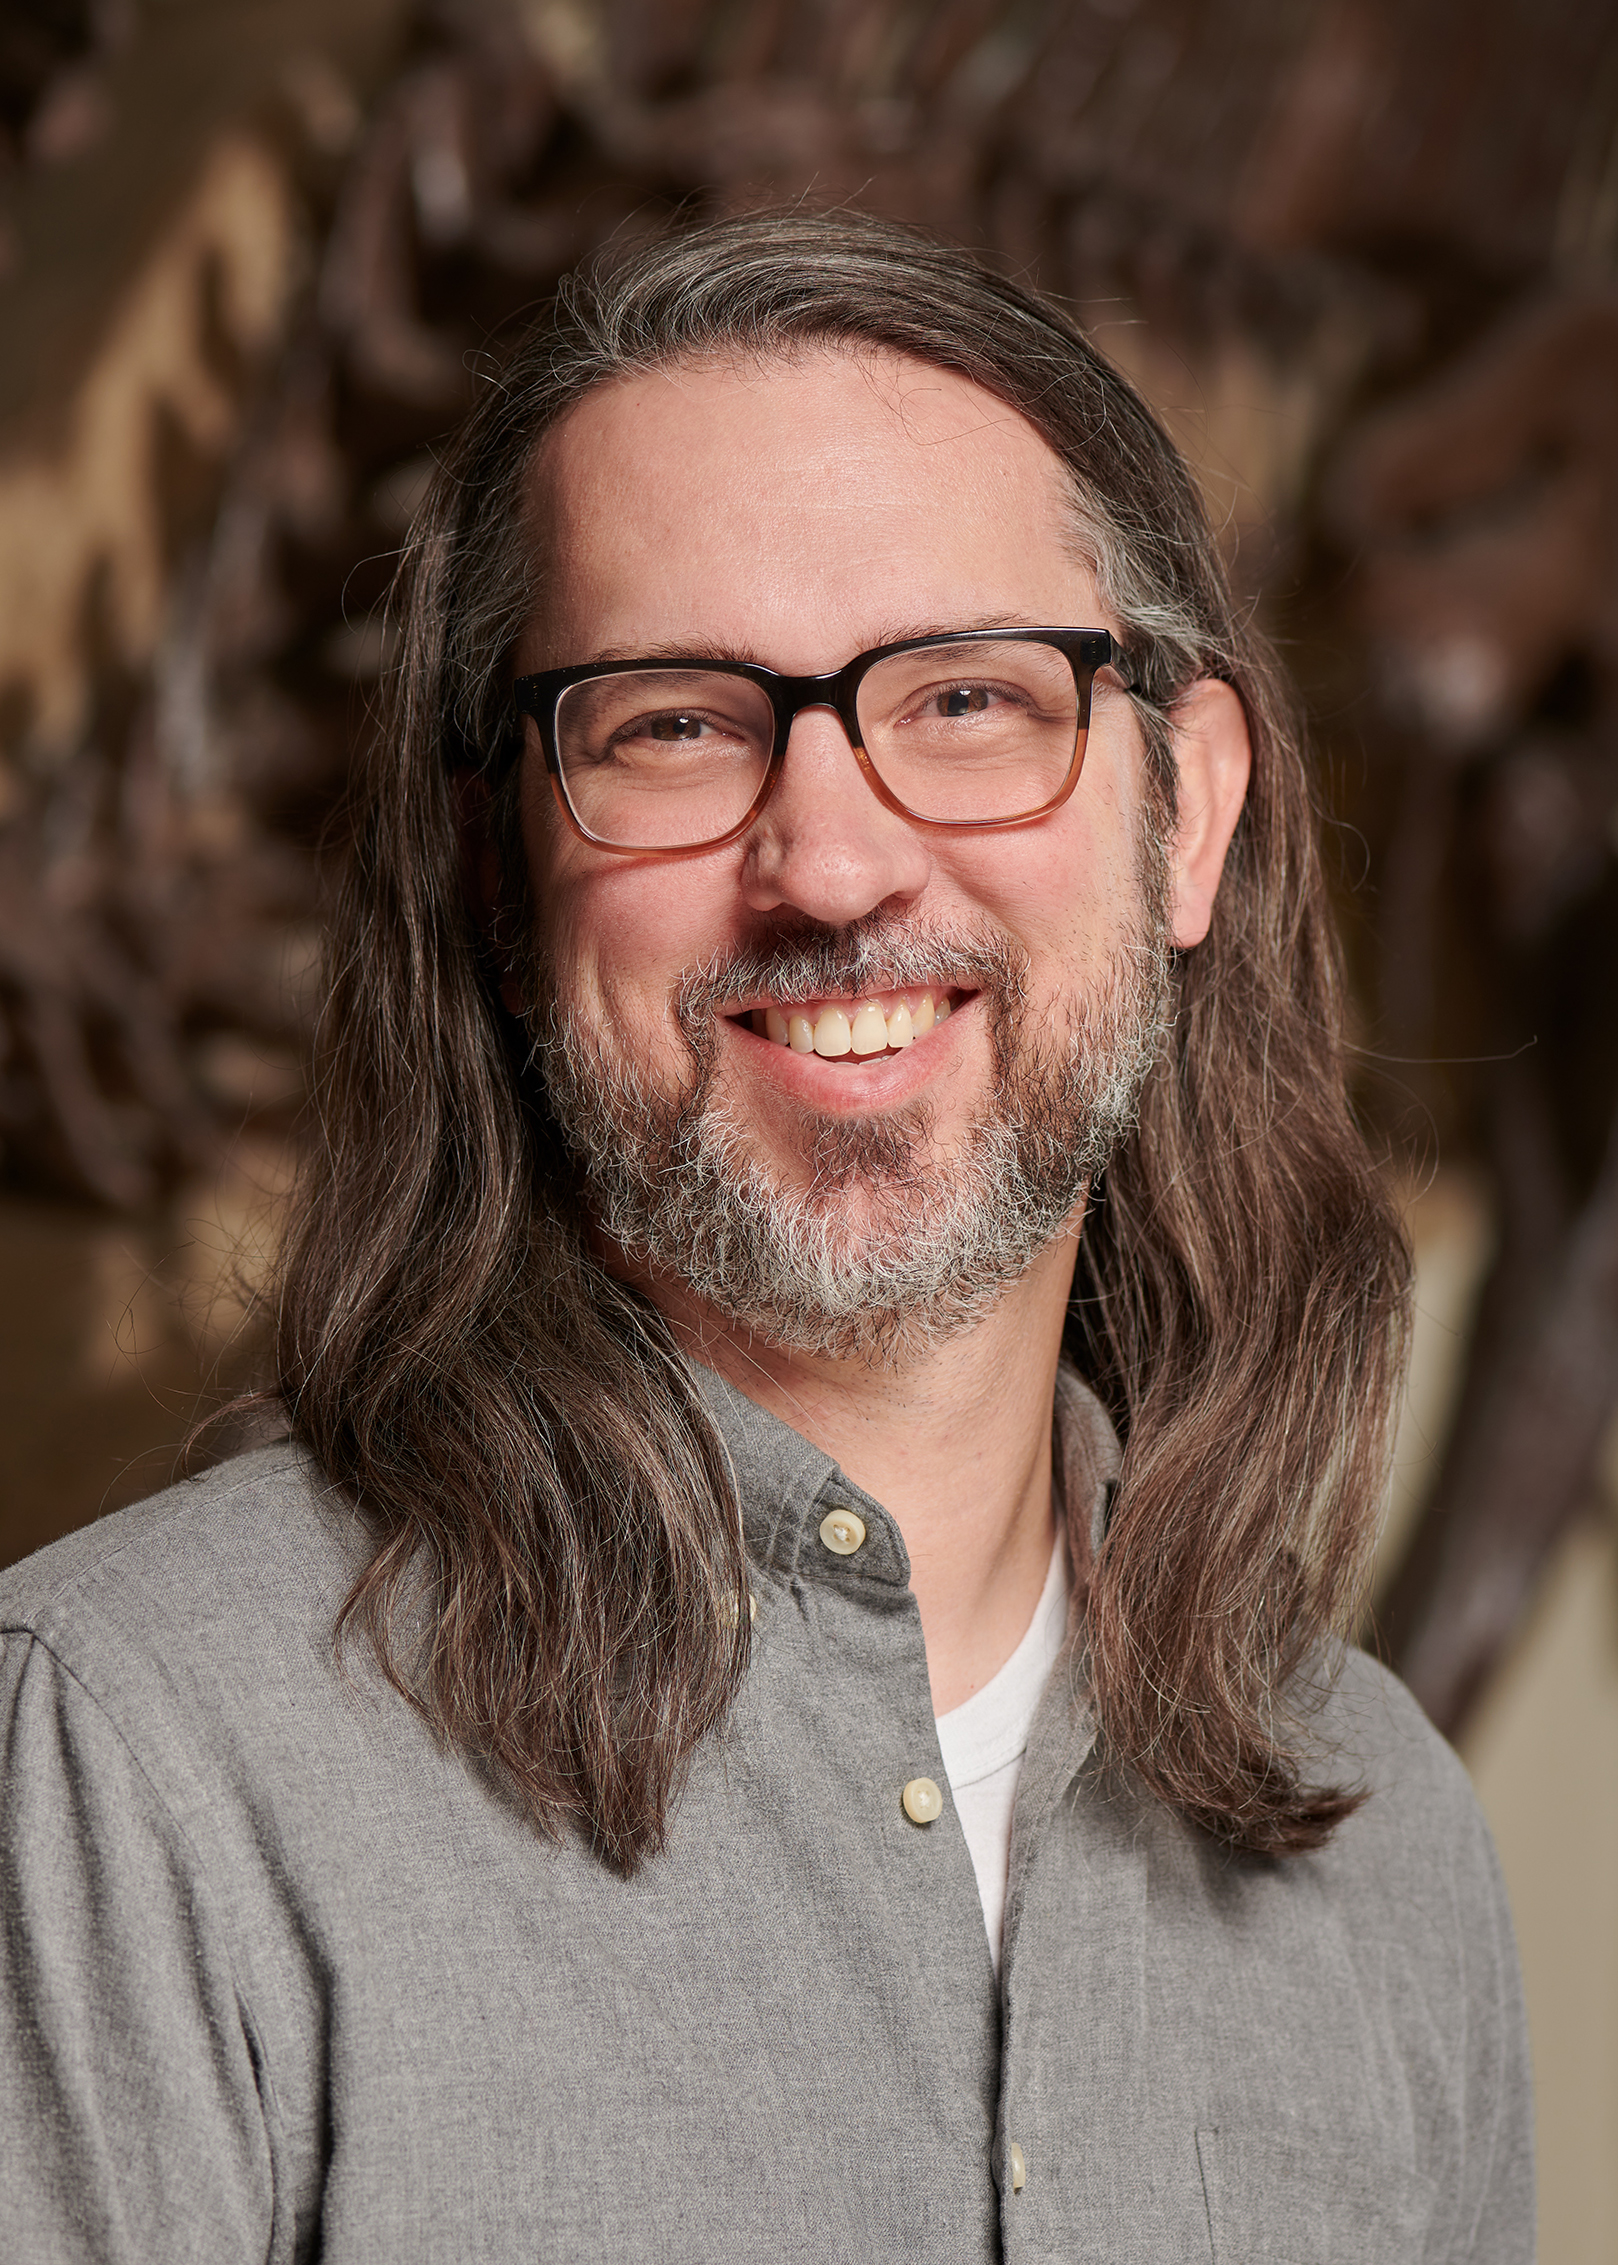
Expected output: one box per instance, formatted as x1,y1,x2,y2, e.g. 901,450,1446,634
1008,2140,1027,2192
901,1776,943,1825
818,1507,866,1556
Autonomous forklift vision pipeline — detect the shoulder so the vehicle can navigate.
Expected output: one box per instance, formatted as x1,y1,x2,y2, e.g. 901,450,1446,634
1316,1642,1483,1838
1300,1645,1516,1962
3,1440,355,1607
0,1443,366,1718
1122,1646,1519,1999
0,1443,408,1908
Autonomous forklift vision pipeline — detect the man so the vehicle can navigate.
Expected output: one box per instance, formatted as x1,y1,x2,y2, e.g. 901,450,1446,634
1,212,1530,2260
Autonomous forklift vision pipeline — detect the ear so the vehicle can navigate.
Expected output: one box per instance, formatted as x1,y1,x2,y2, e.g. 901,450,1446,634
1166,678,1251,949
453,768,527,1015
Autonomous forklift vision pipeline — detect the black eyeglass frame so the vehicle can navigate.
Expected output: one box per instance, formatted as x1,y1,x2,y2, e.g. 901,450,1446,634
510,625,1133,858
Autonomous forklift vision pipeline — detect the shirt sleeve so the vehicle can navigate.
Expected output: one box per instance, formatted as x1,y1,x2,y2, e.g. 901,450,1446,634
0,1629,275,2263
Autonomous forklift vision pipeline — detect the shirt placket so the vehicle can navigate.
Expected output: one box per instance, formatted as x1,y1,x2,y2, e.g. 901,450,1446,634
749,1456,1007,2251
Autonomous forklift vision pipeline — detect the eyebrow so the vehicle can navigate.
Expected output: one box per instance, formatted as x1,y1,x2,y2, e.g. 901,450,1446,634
565,614,1063,671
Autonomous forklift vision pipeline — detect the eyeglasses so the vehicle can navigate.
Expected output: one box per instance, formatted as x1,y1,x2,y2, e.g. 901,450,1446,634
511,627,1132,857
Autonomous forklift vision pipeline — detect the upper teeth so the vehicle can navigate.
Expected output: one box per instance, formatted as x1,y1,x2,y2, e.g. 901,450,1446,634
755,991,951,1058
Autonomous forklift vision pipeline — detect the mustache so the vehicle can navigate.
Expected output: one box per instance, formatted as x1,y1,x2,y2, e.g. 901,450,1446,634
675,914,1031,1033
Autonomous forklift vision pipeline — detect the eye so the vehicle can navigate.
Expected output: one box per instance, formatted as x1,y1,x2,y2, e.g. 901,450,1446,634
645,711,708,742
909,678,1023,723
595,701,763,768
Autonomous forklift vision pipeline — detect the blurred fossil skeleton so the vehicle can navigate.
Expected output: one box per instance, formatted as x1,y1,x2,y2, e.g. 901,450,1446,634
1,0,1615,1729
1322,287,1618,1729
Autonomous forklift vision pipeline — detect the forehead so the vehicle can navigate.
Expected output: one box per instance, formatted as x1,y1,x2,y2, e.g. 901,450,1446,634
522,348,1097,671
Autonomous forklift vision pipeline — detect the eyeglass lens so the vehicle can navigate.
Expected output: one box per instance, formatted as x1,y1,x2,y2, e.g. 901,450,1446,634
552,639,1085,849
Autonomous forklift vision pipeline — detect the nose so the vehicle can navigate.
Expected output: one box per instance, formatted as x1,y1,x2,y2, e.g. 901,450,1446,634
739,706,932,927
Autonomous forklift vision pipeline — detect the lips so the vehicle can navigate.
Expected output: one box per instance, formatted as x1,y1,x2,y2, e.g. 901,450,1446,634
737,986,960,1062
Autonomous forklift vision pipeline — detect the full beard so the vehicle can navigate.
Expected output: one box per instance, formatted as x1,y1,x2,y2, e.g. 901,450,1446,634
526,910,1173,1364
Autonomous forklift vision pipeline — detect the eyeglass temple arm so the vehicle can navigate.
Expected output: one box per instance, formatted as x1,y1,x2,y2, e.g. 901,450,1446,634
1106,637,1142,697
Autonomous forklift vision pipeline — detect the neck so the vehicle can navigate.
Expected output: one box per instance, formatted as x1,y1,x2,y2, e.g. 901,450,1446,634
657,1224,1082,1714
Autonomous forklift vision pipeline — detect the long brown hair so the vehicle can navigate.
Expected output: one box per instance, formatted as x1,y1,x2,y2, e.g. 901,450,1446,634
275,209,1410,1870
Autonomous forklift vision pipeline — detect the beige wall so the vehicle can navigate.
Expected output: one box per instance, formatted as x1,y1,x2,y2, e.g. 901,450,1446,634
1395,1178,1618,2263
1465,1513,1618,2263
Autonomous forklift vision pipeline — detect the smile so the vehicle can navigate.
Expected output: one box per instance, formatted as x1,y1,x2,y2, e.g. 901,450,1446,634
734,986,963,1063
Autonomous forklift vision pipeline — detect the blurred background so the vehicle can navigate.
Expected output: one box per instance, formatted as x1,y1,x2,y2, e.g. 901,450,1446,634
0,0,1614,2249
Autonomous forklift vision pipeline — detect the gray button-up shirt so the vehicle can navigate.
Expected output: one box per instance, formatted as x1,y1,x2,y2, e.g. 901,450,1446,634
0,1368,1532,2262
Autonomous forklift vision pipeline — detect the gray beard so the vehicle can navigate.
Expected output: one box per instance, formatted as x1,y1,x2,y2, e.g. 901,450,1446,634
529,912,1172,1363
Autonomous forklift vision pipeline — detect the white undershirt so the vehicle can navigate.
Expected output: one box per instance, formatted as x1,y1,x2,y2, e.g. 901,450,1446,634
933,1530,1071,1978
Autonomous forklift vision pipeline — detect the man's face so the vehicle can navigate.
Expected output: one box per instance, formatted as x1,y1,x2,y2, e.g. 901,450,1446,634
514,347,1172,1354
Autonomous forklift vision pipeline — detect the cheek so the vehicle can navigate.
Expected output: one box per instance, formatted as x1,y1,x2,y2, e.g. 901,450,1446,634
543,874,673,1032
1039,750,1153,965
946,791,1143,994
525,789,735,1039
